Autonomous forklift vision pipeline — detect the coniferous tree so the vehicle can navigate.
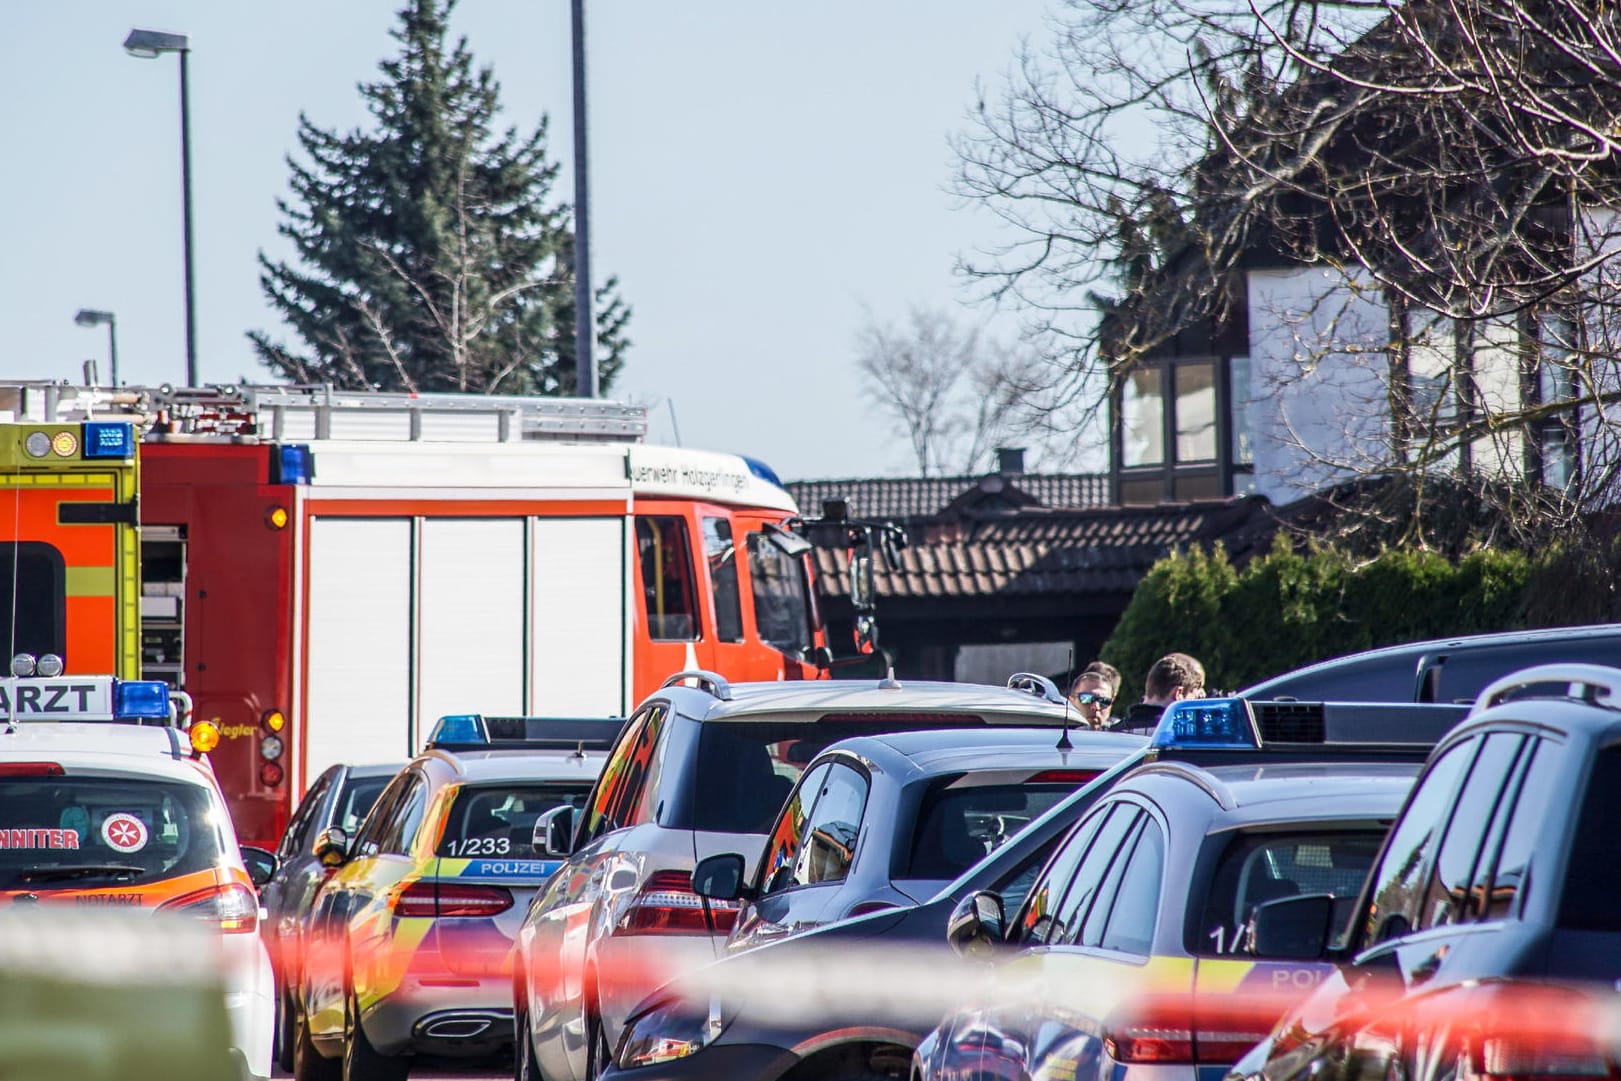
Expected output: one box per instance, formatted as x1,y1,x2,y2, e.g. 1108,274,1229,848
250,0,628,394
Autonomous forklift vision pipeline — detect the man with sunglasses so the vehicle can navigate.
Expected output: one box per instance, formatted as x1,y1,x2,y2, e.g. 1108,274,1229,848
1111,652,1206,735
1067,662,1120,729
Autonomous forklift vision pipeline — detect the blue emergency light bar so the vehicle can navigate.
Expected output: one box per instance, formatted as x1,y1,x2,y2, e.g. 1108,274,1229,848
426,714,626,752
1151,696,1469,751
113,680,172,720
270,444,314,485
1151,699,1260,750
81,422,136,460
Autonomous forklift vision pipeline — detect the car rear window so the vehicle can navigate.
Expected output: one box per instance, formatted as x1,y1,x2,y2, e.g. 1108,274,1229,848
0,776,224,890
435,783,590,859
1556,746,1621,932
691,716,989,834
1196,829,1384,957
906,781,1079,880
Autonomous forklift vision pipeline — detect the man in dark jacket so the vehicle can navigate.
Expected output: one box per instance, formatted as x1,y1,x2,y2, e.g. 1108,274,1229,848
1111,652,1206,735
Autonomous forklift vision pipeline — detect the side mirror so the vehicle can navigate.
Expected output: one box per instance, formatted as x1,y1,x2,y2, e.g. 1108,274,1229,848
1248,893,1337,960
313,827,350,869
945,890,1006,958
692,852,749,902
533,805,579,858
849,549,875,611
240,845,278,889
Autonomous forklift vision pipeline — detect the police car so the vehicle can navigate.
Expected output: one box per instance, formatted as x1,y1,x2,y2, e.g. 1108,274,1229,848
909,697,1464,1081
1229,664,1621,1081
291,714,617,1081
0,664,278,1081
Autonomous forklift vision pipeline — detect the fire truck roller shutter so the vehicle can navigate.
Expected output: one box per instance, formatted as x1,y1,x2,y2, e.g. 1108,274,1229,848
305,519,413,781
528,517,627,717
416,518,525,730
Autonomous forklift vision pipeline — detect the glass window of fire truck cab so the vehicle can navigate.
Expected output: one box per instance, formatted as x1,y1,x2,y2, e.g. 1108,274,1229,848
702,517,744,643
0,775,226,889
0,542,67,661
747,532,813,657
636,517,698,641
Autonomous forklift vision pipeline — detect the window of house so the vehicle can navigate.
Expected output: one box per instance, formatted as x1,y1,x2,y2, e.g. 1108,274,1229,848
1174,363,1217,462
636,516,698,641
1121,369,1166,467
1230,356,1254,466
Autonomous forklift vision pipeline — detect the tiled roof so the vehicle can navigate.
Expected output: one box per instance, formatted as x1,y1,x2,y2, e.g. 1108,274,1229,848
786,472,1110,521
813,495,1279,600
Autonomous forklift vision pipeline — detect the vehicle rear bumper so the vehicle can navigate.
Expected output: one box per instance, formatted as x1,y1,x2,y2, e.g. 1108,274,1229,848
360,976,515,1057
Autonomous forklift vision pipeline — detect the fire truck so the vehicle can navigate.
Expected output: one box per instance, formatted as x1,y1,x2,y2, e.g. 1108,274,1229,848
2,383,830,847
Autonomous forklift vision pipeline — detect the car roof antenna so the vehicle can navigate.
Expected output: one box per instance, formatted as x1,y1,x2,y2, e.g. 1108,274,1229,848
1057,647,1075,751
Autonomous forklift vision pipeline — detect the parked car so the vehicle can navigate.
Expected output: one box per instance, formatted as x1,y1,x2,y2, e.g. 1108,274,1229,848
512,670,1092,1081
1229,663,1621,1081
293,715,618,1081
263,761,403,1073
912,714,1422,1081
1242,623,1621,703
702,726,1144,954
599,697,1465,1081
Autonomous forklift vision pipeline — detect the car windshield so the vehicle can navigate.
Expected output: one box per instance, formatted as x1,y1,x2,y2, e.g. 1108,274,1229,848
334,775,391,836
693,716,994,834
906,782,1079,880
0,776,224,889
1197,828,1384,956
436,783,591,859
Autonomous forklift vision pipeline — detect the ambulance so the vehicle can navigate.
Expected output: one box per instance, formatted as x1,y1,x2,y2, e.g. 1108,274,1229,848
1,383,836,849
0,672,277,1080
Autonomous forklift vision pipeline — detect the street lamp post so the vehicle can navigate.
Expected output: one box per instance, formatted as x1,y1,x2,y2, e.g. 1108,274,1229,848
74,310,119,387
123,27,197,388
570,0,596,398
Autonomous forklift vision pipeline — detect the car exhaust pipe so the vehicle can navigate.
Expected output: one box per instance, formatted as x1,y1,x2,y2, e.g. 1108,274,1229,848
414,1010,509,1041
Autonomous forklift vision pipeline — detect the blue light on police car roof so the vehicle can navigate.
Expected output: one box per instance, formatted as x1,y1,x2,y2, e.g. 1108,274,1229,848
81,422,135,460
271,444,314,485
429,714,488,746
114,680,171,720
741,456,784,489
1150,698,1261,750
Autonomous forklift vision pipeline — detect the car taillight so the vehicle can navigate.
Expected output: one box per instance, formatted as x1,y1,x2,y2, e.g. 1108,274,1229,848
158,882,259,934
0,762,65,777
616,870,739,936
1027,769,1100,785
393,881,513,918
1105,997,1196,1064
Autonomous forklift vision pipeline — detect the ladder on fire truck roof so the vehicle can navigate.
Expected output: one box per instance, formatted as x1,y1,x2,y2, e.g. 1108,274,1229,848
0,381,648,444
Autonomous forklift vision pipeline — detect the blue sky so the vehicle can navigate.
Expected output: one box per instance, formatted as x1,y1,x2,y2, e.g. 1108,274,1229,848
0,1,1066,479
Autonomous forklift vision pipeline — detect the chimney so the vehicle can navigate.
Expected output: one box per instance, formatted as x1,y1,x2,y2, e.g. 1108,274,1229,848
996,447,1026,476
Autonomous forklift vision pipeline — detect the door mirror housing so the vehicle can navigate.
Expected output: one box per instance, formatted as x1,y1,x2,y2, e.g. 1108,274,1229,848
945,890,1006,958
849,548,875,611
240,845,278,889
692,852,750,902
1248,892,1337,960
312,827,350,869
533,805,579,858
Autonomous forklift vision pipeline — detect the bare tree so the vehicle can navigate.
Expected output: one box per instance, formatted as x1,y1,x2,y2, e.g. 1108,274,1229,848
959,0,1621,548
855,307,1049,476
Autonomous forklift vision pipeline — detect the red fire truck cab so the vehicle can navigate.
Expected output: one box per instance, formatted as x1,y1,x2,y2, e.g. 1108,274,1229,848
38,386,826,846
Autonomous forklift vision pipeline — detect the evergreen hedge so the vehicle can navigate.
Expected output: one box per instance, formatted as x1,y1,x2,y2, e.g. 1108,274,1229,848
1099,536,1542,703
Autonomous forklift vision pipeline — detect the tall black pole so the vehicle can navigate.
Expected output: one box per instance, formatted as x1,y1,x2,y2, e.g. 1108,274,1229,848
179,47,198,387
107,318,120,388
570,0,596,398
